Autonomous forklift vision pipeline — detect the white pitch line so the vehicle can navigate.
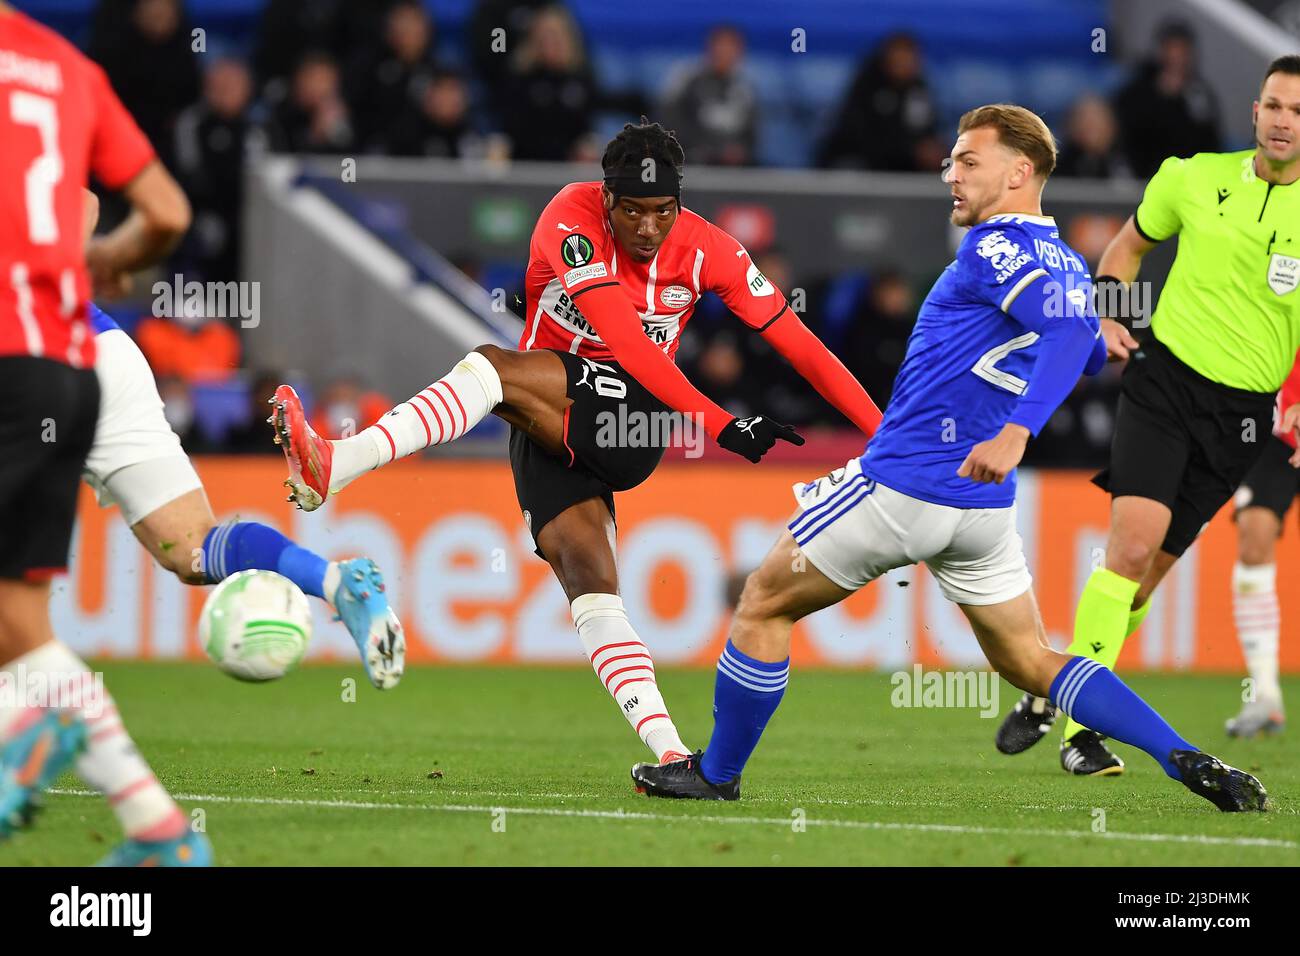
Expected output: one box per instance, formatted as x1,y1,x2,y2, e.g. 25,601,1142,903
47,789,1298,851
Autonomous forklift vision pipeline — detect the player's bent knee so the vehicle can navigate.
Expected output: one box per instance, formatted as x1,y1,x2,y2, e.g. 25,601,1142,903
1107,537,1158,579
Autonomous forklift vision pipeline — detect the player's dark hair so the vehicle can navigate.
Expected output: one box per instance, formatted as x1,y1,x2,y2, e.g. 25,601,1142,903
1262,54,1300,93
601,117,685,188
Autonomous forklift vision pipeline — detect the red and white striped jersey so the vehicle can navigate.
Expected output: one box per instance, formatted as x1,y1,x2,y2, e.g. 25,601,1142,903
0,10,155,368
520,181,786,361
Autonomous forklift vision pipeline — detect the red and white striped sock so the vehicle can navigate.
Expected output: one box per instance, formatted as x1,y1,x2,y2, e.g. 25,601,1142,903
1232,562,1282,703
572,593,689,762
330,350,503,491
2,642,186,841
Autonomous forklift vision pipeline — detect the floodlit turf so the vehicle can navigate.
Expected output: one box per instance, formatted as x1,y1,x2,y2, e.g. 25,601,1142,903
5,662,1297,866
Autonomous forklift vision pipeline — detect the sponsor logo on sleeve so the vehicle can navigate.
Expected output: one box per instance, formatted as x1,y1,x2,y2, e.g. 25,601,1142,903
659,284,693,308
745,261,774,296
563,262,608,286
975,230,1033,284
560,234,595,267
1267,253,1298,296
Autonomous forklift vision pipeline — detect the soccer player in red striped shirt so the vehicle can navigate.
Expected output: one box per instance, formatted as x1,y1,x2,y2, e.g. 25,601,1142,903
0,3,203,865
1226,353,1300,737
273,120,881,764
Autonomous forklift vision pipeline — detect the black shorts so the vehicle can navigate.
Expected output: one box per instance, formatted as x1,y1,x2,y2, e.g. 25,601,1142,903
509,350,671,557
1092,338,1276,557
0,356,100,580
1234,434,1300,523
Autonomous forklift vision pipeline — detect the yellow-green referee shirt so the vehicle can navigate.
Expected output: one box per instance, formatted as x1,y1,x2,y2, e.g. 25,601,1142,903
1135,149,1300,393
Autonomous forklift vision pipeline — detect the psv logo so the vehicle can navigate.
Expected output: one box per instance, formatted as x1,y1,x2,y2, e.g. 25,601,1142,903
1267,253,1298,296
659,284,692,308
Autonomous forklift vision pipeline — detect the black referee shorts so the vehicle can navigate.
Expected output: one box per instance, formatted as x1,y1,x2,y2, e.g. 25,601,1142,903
509,350,671,558
0,356,100,580
1234,434,1300,524
1093,337,1276,557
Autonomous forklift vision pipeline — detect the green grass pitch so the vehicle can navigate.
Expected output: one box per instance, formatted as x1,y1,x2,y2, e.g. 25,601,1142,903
6,662,1297,866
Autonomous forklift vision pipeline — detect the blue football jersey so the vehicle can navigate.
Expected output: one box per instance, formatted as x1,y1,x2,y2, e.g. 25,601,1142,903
860,214,1097,509
89,302,120,335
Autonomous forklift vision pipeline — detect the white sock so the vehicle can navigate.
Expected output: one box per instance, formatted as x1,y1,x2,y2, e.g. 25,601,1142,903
1232,562,1283,705
2,642,185,841
571,594,689,762
330,351,503,492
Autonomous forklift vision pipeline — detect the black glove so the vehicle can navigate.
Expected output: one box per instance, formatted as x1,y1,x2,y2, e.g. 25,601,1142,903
716,414,805,463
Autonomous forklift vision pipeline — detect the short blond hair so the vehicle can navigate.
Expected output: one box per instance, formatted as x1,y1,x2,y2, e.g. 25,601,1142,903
958,104,1057,178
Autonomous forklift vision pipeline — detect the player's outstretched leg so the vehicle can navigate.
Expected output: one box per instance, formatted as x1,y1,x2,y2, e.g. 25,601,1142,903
0,628,214,864
996,592,1152,766
198,519,405,689
632,531,850,800
1227,509,1286,737
272,348,508,510
539,501,691,763
126,485,406,689
964,593,1268,812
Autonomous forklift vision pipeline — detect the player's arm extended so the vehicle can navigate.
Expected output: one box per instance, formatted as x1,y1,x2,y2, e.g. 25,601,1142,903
958,276,1098,483
759,307,883,437
573,282,734,437
1004,277,1100,437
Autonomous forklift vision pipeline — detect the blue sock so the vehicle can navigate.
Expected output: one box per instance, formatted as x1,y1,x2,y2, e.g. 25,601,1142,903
699,641,789,784
201,521,330,600
1049,656,1196,779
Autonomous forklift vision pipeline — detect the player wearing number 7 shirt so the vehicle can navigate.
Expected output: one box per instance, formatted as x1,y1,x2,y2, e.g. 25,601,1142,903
0,3,211,864
272,119,883,766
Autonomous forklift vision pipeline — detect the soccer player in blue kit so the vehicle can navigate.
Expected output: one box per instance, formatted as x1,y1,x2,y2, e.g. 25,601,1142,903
631,105,1268,812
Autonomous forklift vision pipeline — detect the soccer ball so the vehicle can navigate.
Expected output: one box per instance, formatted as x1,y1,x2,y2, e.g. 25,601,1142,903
200,570,312,682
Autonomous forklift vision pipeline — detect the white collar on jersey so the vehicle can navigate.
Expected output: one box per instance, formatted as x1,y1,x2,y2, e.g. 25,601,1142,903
984,213,1056,226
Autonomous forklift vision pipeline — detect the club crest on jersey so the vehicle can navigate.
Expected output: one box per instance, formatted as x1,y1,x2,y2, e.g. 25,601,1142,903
975,230,1032,284
561,234,595,267
659,284,693,308
1267,253,1298,296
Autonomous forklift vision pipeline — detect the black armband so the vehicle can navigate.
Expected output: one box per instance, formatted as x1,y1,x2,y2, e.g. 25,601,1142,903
1092,274,1127,324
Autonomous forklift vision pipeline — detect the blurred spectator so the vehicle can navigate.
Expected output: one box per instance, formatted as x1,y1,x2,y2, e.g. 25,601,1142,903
1114,20,1221,178
385,68,486,158
347,1,442,152
468,0,553,115
265,51,355,154
818,33,944,172
659,25,757,167
222,372,285,454
90,0,201,170
135,304,241,383
309,376,393,440
1056,95,1131,179
174,59,255,283
499,5,598,161
842,269,917,409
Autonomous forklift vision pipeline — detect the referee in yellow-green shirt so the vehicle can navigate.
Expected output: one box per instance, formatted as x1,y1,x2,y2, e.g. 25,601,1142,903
995,54,1300,775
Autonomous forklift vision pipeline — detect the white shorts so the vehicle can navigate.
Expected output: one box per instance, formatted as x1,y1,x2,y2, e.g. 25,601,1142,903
83,329,202,526
788,458,1032,606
